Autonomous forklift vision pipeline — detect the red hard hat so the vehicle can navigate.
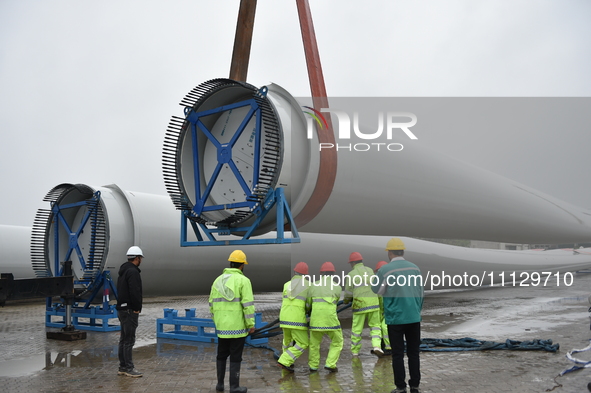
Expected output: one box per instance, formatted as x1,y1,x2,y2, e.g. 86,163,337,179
320,261,336,273
349,252,363,263
375,260,388,273
294,262,309,275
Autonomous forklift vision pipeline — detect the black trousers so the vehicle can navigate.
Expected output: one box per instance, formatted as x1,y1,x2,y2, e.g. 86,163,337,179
388,322,421,389
118,310,139,370
217,336,247,363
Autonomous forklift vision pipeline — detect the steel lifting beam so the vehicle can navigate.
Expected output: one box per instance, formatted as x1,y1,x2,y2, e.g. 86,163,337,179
0,273,74,307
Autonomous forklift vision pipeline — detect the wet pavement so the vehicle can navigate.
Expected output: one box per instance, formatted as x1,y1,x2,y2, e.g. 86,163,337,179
2,273,591,392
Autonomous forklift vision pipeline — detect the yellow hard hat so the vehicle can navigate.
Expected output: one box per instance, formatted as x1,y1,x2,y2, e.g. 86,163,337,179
385,237,406,251
228,250,248,264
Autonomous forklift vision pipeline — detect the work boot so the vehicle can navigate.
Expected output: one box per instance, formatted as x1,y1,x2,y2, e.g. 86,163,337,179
372,347,384,356
277,362,295,372
216,360,226,391
229,361,247,393
123,369,143,377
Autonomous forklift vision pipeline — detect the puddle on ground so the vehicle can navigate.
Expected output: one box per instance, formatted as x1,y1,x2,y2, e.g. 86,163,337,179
423,292,589,340
0,347,116,377
0,354,48,377
0,339,221,377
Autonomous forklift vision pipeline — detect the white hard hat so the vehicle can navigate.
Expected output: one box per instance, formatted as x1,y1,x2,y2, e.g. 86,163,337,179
126,246,144,258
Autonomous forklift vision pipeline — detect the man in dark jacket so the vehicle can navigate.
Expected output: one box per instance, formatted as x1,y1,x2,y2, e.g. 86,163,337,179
116,246,144,377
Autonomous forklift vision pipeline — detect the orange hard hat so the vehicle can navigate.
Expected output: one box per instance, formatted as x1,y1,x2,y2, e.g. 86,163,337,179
294,262,309,275
320,261,336,273
349,252,363,263
375,260,388,273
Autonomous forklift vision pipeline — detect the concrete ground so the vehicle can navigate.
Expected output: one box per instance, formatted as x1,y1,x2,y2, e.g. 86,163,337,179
2,272,591,393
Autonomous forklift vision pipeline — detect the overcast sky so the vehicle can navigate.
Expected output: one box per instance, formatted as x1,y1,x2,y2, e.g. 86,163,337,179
1,0,590,227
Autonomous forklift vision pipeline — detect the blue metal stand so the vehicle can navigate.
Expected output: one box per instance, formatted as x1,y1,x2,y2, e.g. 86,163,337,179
181,187,300,246
46,303,119,332
44,190,119,332
45,271,120,332
156,308,269,345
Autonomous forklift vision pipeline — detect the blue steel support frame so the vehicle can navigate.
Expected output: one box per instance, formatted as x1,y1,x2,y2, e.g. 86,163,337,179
45,271,120,332
82,270,118,309
180,187,300,246
184,97,261,216
50,191,101,285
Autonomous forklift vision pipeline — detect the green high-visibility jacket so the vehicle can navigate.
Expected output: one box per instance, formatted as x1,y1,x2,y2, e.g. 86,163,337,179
344,263,380,314
209,268,255,338
279,275,311,330
309,275,342,331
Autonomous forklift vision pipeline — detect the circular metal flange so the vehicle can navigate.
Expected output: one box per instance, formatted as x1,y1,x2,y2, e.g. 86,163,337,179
31,183,108,295
162,78,283,228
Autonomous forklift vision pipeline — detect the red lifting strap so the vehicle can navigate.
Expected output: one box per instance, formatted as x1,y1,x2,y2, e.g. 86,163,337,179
294,0,337,228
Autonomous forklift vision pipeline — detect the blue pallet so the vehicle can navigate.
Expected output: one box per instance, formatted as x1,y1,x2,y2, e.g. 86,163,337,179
46,303,120,332
156,308,268,345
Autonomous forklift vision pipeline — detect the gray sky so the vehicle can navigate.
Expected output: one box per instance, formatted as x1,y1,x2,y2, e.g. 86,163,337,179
1,0,590,227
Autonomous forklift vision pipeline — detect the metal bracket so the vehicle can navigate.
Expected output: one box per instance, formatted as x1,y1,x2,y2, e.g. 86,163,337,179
184,98,262,216
180,187,300,246
50,190,102,286
45,271,119,332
